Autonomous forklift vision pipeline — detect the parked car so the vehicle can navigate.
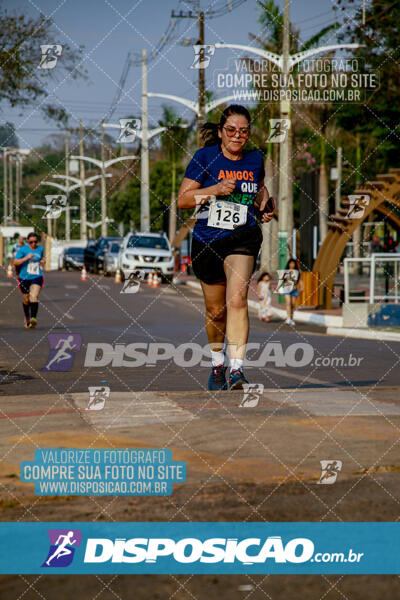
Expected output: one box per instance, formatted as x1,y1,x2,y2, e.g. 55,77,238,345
103,240,122,276
118,232,174,282
60,247,85,271
84,236,122,273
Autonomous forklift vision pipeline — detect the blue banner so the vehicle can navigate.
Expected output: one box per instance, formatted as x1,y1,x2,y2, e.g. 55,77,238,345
0,522,398,574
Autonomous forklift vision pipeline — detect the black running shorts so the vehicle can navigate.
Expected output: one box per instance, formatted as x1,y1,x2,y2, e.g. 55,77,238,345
191,225,263,284
18,276,44,294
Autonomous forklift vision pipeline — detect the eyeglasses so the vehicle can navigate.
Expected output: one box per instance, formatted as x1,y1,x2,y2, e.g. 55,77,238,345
223,126,250,138
28,239,38,244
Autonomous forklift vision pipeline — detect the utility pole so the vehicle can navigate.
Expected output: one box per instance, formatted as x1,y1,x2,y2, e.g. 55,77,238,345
141,48,150,232
15,156,20,220
197,11,205,147
2,148,8,223
100,119,107,236
8,154,13,221
278,0,290,269
79,120,87,241
171,5,206,149
65,135,71,241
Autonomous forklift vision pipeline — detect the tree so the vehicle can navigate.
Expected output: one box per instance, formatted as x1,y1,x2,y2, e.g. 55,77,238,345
0,8,86,124
0,122,18,147
336,0,400,175
109,159,185,233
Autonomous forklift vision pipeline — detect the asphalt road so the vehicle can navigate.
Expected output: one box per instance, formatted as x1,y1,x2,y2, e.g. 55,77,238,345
1,270,400,598
1,269,400,396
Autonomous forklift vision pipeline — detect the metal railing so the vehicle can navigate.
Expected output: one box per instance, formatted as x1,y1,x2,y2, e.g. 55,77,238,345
344,254,400,303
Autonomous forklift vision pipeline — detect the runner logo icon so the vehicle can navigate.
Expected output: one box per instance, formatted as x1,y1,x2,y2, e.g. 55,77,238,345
346,195,370,219
42,334,82,372
38,44,63,69
240,383,264,408
121,271,146,294
190,44,215,69
317,460,343,485
86,386,110,410
43,195,67,219
118,118,141,144
42,529,82,567
266,118,290,143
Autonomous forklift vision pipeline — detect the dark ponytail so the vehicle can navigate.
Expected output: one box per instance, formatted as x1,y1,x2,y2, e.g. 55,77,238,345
200,104,251,147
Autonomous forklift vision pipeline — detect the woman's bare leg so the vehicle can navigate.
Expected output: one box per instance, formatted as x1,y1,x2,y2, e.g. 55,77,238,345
200,280,227,352
224,254,254,361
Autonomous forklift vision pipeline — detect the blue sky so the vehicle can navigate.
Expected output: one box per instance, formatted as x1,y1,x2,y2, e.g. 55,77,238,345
3,0,358,149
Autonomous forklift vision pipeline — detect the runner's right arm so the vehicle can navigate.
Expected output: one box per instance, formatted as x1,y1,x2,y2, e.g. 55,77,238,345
177,177,236,209
14,251,33,266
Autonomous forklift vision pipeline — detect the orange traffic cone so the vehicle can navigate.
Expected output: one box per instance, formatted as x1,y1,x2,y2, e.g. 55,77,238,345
6,261,13,278
153,272,160,288
115,268,122,283
147,271,153,286
81,265,88,281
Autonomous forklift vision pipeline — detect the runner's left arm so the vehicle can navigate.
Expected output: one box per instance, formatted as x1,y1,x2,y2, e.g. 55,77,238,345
254,181,274,223
39,247,45,268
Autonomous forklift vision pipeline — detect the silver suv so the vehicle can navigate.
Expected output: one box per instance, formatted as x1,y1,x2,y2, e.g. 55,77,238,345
118,232,174,282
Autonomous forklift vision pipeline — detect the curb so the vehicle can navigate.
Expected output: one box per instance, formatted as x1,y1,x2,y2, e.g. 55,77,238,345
186,280,342,328
326,326,400,342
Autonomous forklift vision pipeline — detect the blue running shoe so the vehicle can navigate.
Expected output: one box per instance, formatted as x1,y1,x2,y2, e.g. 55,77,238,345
228,369,248,390
208,365,227,391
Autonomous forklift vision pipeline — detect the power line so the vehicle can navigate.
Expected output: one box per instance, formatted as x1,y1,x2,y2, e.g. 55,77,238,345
106,0,248,119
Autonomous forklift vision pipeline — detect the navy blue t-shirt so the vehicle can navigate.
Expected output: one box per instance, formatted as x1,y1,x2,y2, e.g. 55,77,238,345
184,144,265,243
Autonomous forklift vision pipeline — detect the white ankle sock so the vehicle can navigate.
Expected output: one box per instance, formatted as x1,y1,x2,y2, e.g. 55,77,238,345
230,358,243,372
211,349,225,367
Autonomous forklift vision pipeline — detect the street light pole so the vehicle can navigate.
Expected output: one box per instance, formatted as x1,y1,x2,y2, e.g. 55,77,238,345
197,11,205,148
100,119,107,236
8,154,13,221
41,173,108,241
70,153,138,236
2,148,8,223
278,0,290,268
79,120,87,241
141,48,150,232
65,135,71,241
105,120,187,241
15,156,20,220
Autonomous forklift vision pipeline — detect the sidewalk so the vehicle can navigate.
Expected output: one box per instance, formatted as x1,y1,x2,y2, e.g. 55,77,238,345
174,272,400,342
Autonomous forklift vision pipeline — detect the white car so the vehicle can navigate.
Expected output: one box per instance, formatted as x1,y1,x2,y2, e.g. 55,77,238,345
118,232,174,282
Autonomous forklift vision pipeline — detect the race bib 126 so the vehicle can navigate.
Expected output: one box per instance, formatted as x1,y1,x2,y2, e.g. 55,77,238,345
207,200,247,230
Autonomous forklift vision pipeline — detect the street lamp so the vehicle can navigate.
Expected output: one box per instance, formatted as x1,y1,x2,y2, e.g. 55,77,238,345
147,92,238,119
70,147,137,237
32,202,78,237
41,174,111,240
104,120,189,239
72,217,114,234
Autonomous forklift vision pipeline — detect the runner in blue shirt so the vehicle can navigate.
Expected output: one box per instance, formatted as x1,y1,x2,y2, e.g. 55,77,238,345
14,232,45,329
178,105,274,391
